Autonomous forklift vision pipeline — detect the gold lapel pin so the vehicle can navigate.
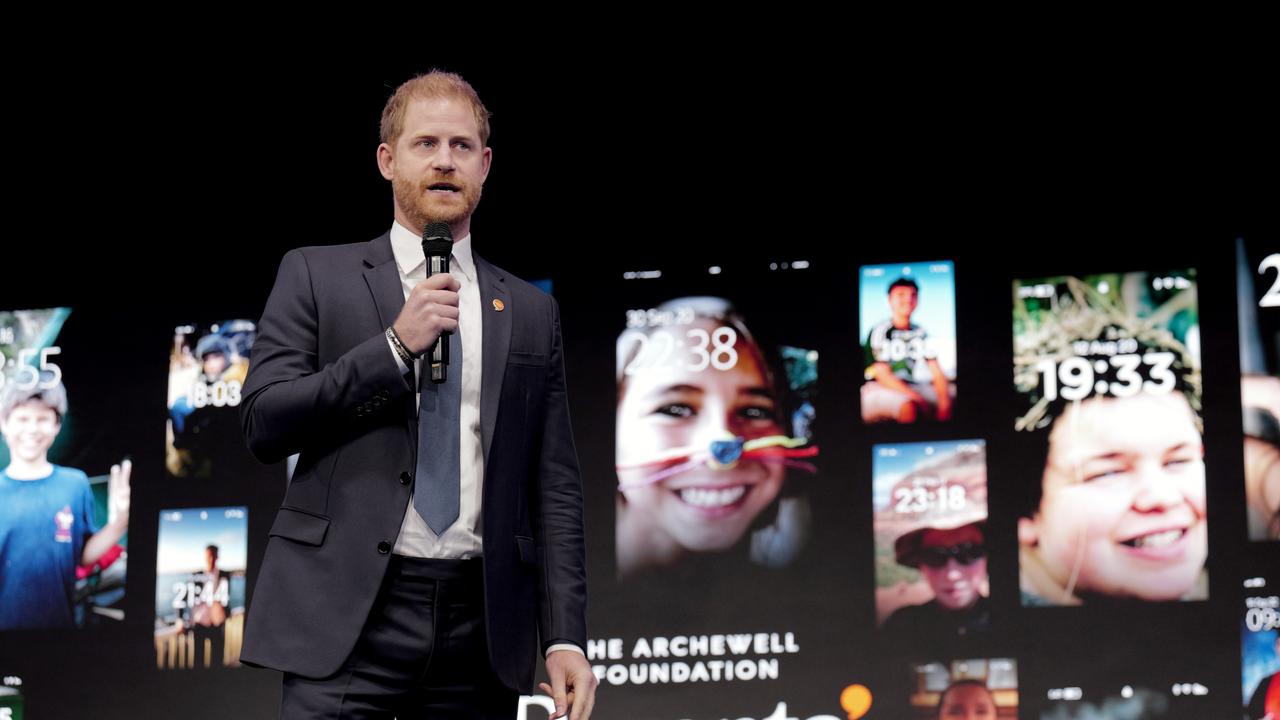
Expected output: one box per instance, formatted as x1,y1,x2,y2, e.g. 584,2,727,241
492,299,505,312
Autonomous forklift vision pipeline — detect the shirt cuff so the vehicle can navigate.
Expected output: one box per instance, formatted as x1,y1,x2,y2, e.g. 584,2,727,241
545,643,585,658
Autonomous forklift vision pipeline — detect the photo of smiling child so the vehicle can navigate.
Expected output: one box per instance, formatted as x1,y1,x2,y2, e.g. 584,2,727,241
615,296,818,580
1013,270,1207,605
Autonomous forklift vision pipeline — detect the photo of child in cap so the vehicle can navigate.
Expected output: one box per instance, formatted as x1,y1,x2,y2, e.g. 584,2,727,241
0,308,131,631
874,440,990,640
0,380,131,630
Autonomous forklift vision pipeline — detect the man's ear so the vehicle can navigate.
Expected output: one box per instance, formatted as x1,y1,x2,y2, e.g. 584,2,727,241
376,142,396,181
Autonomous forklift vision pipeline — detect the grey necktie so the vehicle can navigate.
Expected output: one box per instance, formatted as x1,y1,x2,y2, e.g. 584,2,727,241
413,308,462,535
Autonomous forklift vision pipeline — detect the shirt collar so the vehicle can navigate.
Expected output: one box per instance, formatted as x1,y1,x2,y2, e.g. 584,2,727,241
390,220,475,283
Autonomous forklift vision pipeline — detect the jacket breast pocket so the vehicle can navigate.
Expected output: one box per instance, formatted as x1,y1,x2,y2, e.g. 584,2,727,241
268,507,331,546
508,350,547,367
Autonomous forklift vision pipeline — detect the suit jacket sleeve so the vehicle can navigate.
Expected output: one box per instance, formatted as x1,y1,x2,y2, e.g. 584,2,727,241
534,296,588,651
240,248,411,464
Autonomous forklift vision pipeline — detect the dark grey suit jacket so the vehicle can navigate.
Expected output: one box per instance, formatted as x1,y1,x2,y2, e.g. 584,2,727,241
237,232,586,693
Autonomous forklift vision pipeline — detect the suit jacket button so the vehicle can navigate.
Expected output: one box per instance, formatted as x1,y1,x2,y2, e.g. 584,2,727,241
377,541,391,554
399,471,412,485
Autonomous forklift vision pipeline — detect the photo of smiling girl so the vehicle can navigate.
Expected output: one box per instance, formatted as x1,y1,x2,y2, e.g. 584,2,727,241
615,297,818,580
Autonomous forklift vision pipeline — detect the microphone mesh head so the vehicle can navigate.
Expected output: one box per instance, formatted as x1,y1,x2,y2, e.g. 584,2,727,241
422,222,453,257
423,222,453,242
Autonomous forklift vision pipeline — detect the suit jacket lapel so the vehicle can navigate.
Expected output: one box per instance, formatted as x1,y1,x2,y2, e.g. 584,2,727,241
362,231,403,331
362,231,413,425
474,252,511,465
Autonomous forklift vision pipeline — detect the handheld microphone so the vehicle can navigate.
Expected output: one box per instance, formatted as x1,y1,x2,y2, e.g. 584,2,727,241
422,222,453,384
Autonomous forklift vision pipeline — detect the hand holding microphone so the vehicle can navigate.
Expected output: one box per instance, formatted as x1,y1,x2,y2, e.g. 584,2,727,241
391,222,457,383
391,273,459,358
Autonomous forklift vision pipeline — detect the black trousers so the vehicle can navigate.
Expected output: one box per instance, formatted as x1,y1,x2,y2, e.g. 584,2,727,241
281,556,517,719
192,623,225,668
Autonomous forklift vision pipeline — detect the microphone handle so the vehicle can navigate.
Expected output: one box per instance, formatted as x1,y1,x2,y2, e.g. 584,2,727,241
427,254,451,384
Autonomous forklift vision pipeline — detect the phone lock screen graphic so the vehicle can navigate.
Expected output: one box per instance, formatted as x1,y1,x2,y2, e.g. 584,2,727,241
1,307,129,632
155,506,248,669
1238,237,1280,542
1012,270,1206,607
873,440,989,641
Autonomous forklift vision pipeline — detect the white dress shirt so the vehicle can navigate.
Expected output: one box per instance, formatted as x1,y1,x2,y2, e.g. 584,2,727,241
383,222,583,658
388,221,484,559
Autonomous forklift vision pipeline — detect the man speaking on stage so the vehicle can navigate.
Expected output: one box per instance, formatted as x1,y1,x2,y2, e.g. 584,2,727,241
238,70,595,720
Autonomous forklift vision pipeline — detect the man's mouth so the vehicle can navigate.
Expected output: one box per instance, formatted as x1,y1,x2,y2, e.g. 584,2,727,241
428,182,461,194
